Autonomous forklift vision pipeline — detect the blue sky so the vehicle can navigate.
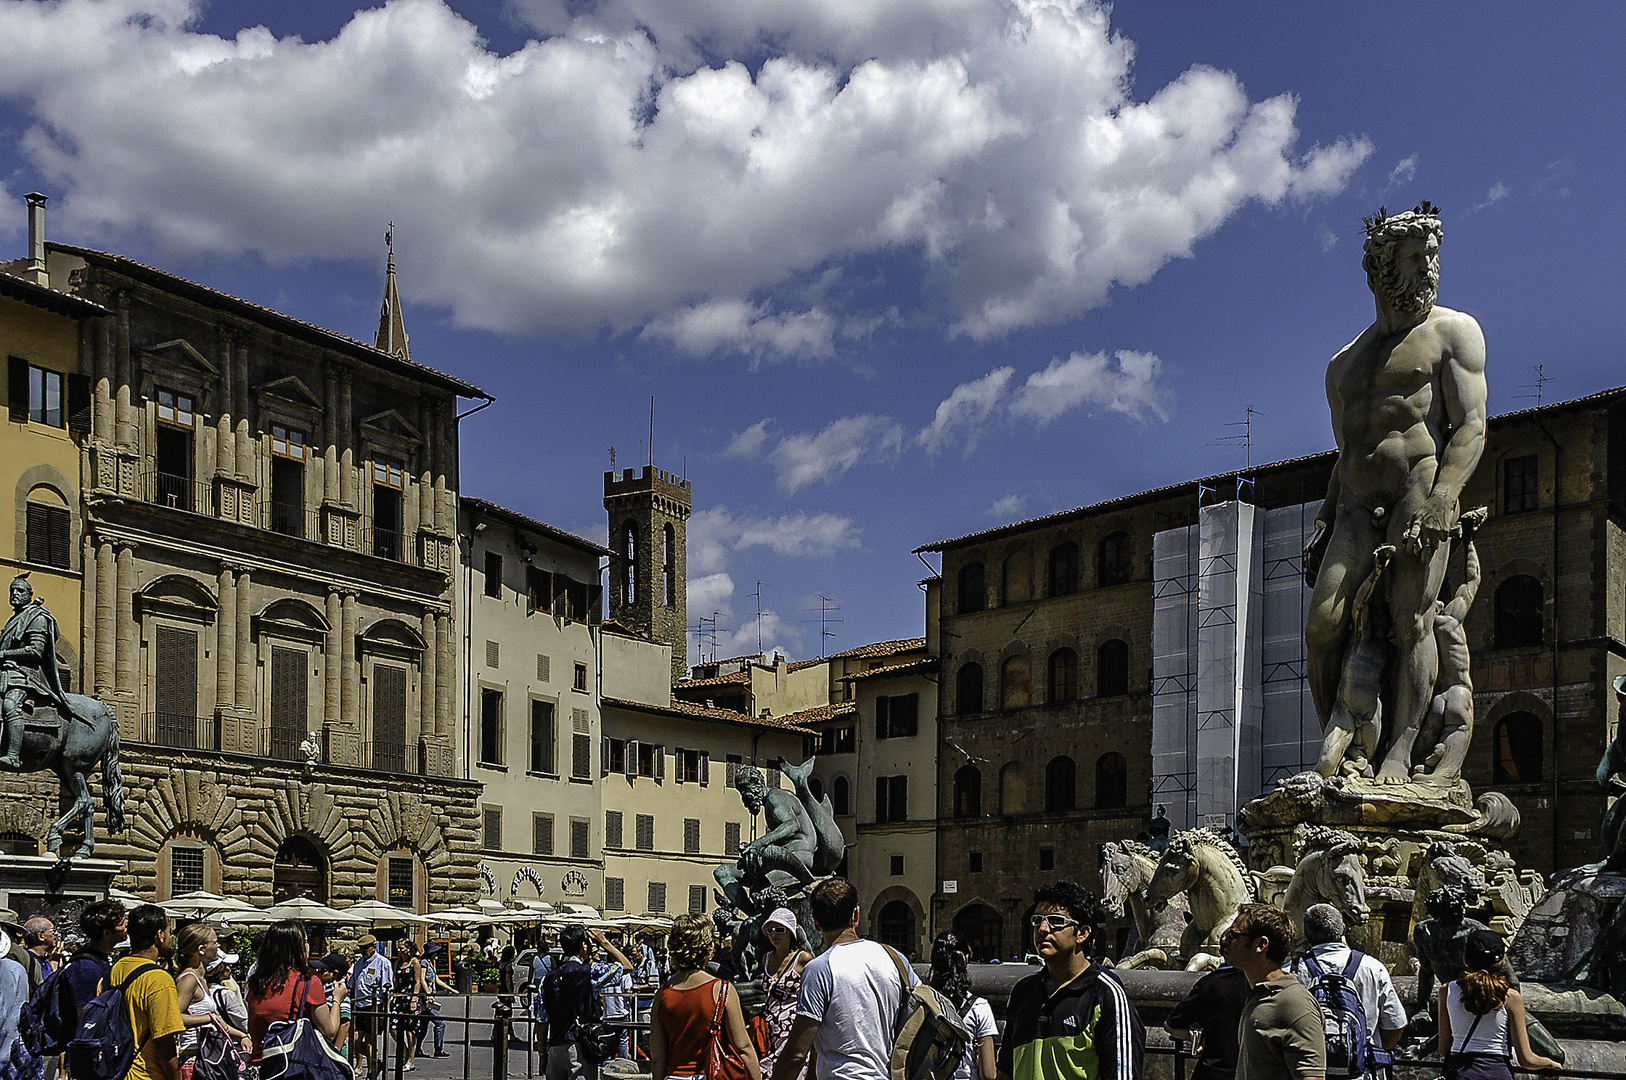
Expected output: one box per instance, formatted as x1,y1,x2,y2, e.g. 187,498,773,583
2,1,1621,664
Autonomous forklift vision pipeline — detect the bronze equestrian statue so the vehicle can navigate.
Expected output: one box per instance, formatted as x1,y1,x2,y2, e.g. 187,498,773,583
0,574,126,858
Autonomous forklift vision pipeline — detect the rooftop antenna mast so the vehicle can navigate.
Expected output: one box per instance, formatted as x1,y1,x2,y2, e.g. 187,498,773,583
1211,405,1263,468
801,594,843,658
751,581,766,658
649,397,655,467
1515,364,1554,407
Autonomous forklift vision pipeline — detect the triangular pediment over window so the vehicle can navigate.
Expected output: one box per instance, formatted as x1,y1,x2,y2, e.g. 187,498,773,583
256,375,322,409
359,409,423,447
140,339,219,377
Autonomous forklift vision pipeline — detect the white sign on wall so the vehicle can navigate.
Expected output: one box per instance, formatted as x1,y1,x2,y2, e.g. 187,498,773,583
942,880,958,894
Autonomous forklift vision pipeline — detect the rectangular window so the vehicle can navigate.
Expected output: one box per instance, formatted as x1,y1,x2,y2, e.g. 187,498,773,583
573,663,588,692
527,567,552,616
724,822,742,856
371,457,405,561
876,694,919,739
890,855,905,876
605,738,627,773
270,423,306,460
485,640,500,669
969,851,984,874
572,710,591,778
154,625,199,750
371,663,408,773
154,420,193,510
170,846,204,896
536,653,551,682
1039,847,1055,872
1505,454,1539,514
156,388,194,427
676,748,703,783
388,856,415,909
683,818,701,854
479,688,503,766
835,727,855,753
875,775,908,823
485,551,503,598
532,813,554,856
25,362,62,426
688,885,707,914
570,817,590,859
530,701,555,773
25,501,71,570
725,754,742,787
638,742,659,779
648,882,666,913
267,645,307,760
269,424,306,538
604,878,625,912
605,810,623,849
483,807,502,851
635,814,655,851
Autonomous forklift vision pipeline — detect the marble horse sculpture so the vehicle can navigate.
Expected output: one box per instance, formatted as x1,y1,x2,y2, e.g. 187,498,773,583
1099,839,1188,969
1282,826,1370,939
1145,827,1252,970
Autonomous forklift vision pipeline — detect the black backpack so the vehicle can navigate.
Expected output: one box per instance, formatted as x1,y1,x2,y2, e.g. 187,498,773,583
20,960,83,1057
66,962,162,1080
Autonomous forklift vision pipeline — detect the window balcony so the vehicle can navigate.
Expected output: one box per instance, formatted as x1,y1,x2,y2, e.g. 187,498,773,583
142,469,214,515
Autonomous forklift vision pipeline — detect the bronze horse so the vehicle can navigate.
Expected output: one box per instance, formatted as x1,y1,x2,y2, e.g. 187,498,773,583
11,696,126,858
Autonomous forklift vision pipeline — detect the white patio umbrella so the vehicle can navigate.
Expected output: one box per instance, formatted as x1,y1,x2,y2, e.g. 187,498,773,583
425,907,497,926
234,897,370,925
161,891,260,919
108,887,145,905
339,900,433,925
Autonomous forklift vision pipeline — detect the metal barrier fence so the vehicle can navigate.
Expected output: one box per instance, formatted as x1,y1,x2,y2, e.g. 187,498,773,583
349,997,1625,1080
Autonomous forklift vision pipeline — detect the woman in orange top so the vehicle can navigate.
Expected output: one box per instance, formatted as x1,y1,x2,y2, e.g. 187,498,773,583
650,914,761,1080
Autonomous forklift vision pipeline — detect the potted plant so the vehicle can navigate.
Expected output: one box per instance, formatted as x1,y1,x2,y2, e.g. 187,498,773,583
478,963,502,993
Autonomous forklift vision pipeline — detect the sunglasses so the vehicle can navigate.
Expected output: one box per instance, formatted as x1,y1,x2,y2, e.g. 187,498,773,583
1221,926,1262,944
1029,914,1081,932
764,926,791,934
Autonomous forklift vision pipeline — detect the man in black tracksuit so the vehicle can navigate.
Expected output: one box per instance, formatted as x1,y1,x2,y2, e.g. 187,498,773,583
997,879,1145,1080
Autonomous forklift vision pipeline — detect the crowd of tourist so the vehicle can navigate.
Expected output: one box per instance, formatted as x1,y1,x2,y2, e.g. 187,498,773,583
0,880,1569,1080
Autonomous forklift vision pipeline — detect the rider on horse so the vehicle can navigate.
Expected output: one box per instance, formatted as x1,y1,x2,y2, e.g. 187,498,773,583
0,574,73,769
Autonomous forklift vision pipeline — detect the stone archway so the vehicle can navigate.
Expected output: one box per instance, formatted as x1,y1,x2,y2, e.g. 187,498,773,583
273,835,328,903
951,902,1004,962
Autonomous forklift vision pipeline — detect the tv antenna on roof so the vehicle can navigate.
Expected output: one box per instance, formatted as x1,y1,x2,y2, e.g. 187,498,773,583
1211,405,1263,468
1515,364,1553,407
801,594,843,658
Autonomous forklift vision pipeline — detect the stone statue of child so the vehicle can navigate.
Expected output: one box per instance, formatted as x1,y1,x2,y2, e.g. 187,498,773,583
1411,885,1488,1030
1413,507,1487,786
0,575,73,769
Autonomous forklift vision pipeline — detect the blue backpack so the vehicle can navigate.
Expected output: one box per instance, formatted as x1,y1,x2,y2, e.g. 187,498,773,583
260,975,354,1080
1295,951,1390,1079
66,962,161,1080
20,960,82,1057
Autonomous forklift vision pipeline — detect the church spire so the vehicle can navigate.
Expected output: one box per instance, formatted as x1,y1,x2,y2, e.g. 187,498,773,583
375,223,410,361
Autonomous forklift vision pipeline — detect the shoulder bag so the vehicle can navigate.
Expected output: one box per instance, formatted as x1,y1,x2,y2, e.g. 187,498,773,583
704,979,752,1080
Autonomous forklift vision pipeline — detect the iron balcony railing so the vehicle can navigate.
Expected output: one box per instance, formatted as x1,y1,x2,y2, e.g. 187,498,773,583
142,469,214,515
141,712,218,751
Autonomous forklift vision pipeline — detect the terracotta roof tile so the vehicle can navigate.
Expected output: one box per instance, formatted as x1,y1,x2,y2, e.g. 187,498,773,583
826,638,926,661
779,701,859,726
674,670,751,689
600,696,815,733
462,496,611,557
842,657,939,682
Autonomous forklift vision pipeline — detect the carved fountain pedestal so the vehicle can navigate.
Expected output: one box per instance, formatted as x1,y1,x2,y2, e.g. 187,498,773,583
1238,772,1543,970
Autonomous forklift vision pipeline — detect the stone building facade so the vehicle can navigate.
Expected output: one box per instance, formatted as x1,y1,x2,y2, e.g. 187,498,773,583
920,386,1626,960
605,465,691,683
0,238,492,909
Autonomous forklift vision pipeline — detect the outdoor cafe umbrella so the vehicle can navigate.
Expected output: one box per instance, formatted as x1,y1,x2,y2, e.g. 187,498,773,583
161,890,260,919
340,899,433,925
233,897,370,925
425,906,498,927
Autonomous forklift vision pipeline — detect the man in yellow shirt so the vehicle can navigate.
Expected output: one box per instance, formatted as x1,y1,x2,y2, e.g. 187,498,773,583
110,905,183,1080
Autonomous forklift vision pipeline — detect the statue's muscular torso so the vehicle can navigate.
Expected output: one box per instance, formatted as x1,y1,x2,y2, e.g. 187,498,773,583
1328,306,1478,507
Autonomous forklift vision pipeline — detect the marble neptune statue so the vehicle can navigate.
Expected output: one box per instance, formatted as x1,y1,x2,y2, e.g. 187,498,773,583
1303,203,1489,784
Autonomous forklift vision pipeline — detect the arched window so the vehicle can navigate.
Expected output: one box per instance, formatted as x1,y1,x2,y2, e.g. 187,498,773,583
1099,531,1132,587
831,775,851,817
273,836,327,904
999,762,1027,814
1048,648,1078,703
1001,550,1032,605
1095,753,1128,809
957,663,984,715
1045,756,1076,812
1097,639,1129,697
957,562,986,614
1494,713,1543,783
1048,542,1080,597
663,523,676,607
1494,577,1543,649
877,900,915,953
1001,656,1030,708
954,765,982,818
0,832,38,856
621,520,639,606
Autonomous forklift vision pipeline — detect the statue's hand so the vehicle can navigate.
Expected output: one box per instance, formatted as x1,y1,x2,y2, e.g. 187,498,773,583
1403,496,1458,555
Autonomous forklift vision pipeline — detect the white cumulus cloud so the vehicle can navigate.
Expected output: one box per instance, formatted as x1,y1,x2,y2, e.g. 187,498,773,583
766,415,906,493
918,366,1014,453
1388,154,1418,186
1009,348,1171,424
988,494,1027,518
0,0,1369,359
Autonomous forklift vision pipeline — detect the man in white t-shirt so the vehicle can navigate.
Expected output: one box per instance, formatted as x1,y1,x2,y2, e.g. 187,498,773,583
1288,904,1406,1061
770,878,918,1080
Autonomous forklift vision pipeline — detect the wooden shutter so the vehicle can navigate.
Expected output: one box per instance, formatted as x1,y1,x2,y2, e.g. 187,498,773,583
674,746,686,784
654,744,665,781
896,694,918,737
601,736,610,778
570,818,590,859
875,776,888,823
372,663,408,772
699,752,710,786
154,625,198,748
625,739,639,779
890,775,909,822
7,357,27,422
25,502,70,569
533,813,554,856
605,810,623,848
67,372,91,433
270,646,309,760
875,696,890,740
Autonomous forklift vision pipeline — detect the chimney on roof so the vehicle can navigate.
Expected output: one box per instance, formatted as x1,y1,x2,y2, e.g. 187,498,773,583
25,193,48,287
